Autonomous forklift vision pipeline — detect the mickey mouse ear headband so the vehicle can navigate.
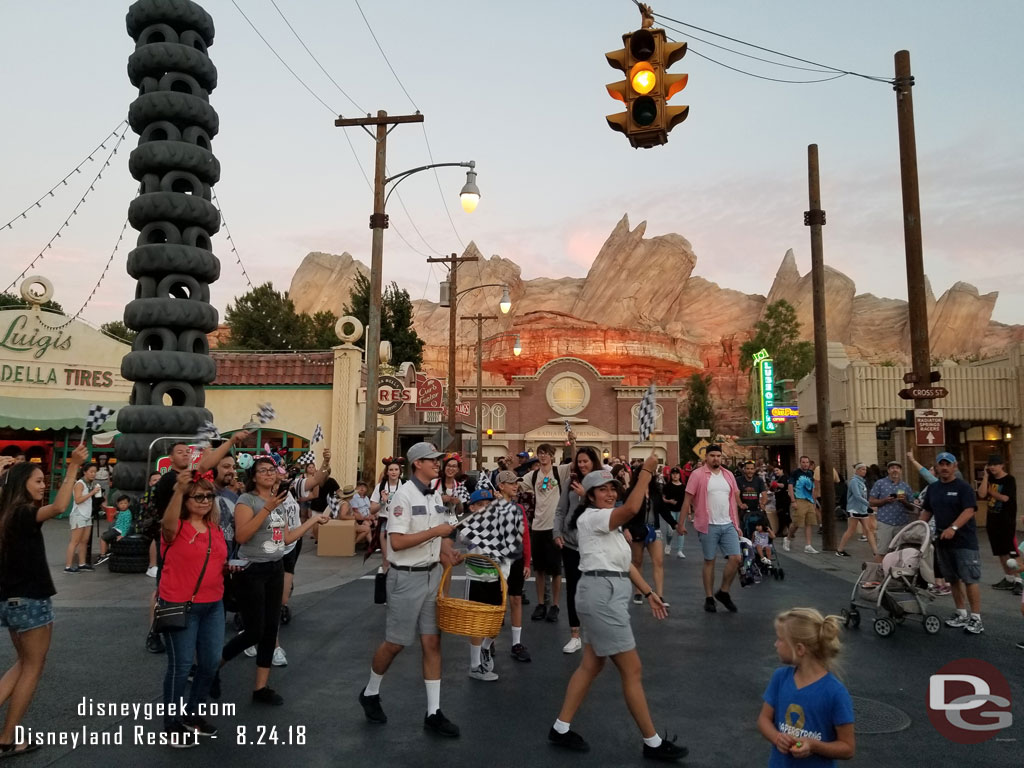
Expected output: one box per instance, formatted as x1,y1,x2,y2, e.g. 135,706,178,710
381,456,406,467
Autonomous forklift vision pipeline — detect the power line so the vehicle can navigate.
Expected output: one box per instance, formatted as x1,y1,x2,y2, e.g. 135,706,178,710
352,0,419,110
3,123,131,295
269,0,366,114
686,45,849,84
650,9,893,84
1,120,128,233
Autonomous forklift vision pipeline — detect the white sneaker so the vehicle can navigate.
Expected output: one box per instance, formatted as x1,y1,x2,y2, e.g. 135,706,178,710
468,664,498,681
272,647,288,666
762,557,771,565
244,646,257,658
480,645,495,673
562,636,582,654
677,550,685,559
783,538,791,552
664,547,671,556
804,545,819,554
146,566,158,578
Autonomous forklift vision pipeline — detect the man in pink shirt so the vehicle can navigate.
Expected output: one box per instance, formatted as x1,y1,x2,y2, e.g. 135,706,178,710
675,446,744,613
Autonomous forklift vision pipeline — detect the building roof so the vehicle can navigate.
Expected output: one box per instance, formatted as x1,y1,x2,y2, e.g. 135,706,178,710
210,352,334,386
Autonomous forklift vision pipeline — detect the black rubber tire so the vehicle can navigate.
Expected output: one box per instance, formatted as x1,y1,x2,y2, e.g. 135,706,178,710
126,0,216,46
133,22,179,48
115,405,210,435
132,326,179,353
128,192,219,234
128,42,217,90
112,535,151,558
158,171,210,200
138,120,182,144
156,273,209,303
110,555,150,574
129,382,153,407
121,351,216,384
136,221,182,246
176,328,210,356
108,460,151,492
124,298,219,332
129,91,219,138
127,244,219,282
114,432,179,462
151,380,204,408
157,72,209,102
129,141,219,185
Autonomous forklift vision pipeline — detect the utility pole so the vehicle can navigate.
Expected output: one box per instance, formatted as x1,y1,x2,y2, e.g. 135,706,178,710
427,251,479,454
335,110,424,482
805,144,836,550
463,313,497,472
894,50,935,470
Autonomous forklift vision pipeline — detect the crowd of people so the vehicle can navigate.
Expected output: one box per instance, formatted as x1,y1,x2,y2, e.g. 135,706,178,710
1,430,1020,761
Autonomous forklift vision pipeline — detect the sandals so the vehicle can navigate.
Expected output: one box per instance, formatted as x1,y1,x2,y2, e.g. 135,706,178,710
0,743,41,759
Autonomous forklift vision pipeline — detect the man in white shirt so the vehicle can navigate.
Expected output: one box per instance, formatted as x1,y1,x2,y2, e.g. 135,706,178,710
359,442,462,737
521,443,567,622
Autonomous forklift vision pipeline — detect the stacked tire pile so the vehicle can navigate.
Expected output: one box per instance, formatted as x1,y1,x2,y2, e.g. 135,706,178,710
109,536,151,574
114,0,222,572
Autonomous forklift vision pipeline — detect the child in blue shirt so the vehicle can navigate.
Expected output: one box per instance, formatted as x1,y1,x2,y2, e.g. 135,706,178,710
96,494,134,565
757,607,855,766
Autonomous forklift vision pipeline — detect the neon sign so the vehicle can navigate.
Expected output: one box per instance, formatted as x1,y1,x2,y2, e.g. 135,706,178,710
755,348,776,434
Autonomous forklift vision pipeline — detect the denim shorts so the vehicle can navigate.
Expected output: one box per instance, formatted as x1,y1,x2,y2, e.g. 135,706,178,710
934,546,981,585
0,597,54,633
698,523,742,560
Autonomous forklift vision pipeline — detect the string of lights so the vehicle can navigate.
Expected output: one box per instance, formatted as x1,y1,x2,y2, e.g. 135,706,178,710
0,119,129,234
3,122,131,295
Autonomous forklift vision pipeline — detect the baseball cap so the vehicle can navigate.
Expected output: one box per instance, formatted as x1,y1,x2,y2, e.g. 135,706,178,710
468,488,494,505
987,454,1005,466
516,451,531,459
936,451,957,464
582,469,616,493
496,470,519,485
705,444,722,454
407,442,442,463
886,460,902,468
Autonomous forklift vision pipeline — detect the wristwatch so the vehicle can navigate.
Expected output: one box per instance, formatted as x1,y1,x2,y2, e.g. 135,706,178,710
643,590,653,598
951,525,959,531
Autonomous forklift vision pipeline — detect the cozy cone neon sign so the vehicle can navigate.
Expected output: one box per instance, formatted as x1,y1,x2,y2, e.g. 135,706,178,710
752,349,776,434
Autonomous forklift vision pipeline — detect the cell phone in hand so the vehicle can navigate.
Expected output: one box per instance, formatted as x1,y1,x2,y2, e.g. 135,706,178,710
228,559,250,568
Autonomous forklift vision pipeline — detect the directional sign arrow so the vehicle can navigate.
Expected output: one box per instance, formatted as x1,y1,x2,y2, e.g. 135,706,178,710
926,432,935,444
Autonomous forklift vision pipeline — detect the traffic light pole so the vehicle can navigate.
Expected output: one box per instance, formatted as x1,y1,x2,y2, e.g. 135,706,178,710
335,110,424,482
806,144,836,551
894,50,935,471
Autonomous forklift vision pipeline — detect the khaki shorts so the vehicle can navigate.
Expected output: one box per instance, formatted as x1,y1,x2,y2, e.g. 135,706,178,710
791,499,816,528
875,521,906,553
385,565,440,646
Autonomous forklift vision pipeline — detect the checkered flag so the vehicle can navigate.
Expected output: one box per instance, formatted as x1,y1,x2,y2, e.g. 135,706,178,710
256,402,276,424
327,493,341,518
637,383,657,443
311,423,324,444
459,499,523,559
85,404,115,432
194,420,220,448
296,450,316,467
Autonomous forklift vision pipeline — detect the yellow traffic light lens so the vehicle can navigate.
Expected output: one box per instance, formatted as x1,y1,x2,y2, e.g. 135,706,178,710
630,63,656,95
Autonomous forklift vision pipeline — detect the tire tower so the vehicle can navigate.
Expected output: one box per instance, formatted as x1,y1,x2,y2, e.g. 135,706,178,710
115,0,221,495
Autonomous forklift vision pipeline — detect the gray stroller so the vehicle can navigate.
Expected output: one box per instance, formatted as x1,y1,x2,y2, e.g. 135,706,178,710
842,520,943,637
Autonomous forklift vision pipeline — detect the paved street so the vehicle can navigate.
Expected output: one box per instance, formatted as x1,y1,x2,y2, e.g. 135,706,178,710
0,521,1021,766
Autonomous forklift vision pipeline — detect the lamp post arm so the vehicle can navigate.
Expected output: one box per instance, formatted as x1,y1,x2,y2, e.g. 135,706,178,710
384,161,475,208
456,283,507,299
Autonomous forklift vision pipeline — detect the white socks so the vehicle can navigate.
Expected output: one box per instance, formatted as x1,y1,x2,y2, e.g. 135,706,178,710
364,669,384,696
970,612,981,621
511,626,522,645
482,637,493,650
425,679,441,716
470,643,482,668
553,719,570,734
643,733,663,748
955,608,967,617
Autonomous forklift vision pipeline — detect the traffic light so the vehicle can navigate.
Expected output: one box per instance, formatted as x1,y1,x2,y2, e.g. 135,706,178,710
605,27,689,148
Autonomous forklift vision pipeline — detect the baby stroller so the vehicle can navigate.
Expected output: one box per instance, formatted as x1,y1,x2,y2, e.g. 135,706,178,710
842,520,942,637
739,537,762,587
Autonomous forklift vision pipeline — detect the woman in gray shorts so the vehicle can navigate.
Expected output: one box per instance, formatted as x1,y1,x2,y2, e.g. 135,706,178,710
547,454,686,762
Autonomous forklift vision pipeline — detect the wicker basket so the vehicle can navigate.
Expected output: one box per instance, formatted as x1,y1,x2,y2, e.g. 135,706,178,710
436,556,507,637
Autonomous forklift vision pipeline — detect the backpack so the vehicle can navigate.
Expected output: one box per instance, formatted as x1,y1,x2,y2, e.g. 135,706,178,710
138,484,162,540
518,468,550,524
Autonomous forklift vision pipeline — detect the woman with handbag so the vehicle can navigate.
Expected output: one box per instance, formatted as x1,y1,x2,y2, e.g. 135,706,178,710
157,470,228,746
218,457,328,706
0,443,88,758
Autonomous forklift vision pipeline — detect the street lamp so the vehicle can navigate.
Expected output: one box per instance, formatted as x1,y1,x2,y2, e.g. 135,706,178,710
499,286,512,314
460,166,480,213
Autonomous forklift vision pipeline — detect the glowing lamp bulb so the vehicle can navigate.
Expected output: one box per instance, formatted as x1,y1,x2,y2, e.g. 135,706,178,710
631,69,656,94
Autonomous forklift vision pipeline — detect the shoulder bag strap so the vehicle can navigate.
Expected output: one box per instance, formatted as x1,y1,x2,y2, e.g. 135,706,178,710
186,531,213,604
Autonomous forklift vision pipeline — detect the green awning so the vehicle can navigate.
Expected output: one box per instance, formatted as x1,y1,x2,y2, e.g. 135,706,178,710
0,396,126,431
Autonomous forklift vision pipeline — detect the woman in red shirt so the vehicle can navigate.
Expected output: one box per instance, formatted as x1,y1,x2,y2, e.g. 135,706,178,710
158,470,228,746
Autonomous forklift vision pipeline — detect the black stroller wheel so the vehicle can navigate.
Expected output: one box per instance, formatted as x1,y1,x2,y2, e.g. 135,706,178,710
849,610,861,628
874,617,895,637
923,614,942,635
778,569,785,580
841,608,851,627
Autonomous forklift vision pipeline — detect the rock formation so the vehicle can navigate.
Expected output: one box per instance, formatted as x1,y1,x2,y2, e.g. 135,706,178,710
284,216,1020,432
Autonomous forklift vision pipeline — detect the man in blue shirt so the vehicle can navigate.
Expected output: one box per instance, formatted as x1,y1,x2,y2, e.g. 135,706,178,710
786,456,818,554
868,460,916,561
921,452,983,634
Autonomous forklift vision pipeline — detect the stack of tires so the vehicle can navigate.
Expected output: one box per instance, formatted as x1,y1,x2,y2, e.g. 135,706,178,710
115,0,221,495
109,536,151,574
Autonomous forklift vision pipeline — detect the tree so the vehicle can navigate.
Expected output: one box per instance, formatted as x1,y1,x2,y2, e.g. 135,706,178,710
0,291,63,313
223,282,340,350
678,373,715,461
342,272,424,368
739,300,814,382
100,321,137,344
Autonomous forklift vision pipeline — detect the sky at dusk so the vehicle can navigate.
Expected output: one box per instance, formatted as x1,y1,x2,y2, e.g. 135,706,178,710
1,0,1021,329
